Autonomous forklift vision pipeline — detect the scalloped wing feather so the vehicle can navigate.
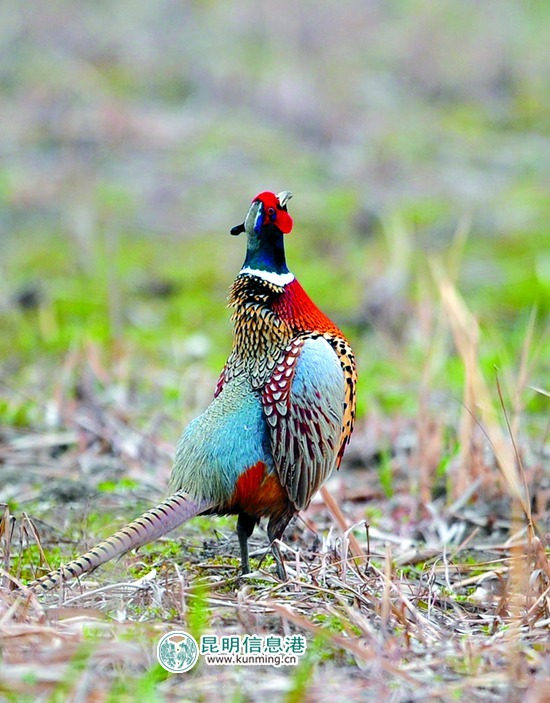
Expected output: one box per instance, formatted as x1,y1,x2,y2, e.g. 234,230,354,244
262,335,346,510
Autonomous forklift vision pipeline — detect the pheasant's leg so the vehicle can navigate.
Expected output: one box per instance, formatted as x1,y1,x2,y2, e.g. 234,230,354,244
267,515,293,581
269,539,286,580
237,513,257,575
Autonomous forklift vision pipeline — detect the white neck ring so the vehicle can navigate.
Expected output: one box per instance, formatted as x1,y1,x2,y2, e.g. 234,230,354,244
239,267,295,286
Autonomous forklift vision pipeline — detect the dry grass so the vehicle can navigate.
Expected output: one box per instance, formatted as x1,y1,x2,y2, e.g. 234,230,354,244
1,492,548,701
1,275,548,702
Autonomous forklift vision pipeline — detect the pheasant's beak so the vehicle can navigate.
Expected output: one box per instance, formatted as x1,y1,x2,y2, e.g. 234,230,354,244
277,191,293,209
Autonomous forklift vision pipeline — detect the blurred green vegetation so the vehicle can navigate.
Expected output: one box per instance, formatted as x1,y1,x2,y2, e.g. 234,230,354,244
0,0,548,429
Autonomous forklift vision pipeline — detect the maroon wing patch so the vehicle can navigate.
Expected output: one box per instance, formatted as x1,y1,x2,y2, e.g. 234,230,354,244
261,336,345,510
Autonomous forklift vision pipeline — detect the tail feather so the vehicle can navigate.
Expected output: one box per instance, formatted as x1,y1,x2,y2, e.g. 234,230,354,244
27,492,211,594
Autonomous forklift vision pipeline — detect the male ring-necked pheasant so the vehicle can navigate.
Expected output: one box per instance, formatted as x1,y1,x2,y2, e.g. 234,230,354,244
28,191,357,592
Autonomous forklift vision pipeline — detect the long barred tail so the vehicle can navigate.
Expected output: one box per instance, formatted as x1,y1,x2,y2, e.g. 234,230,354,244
27,492,211,594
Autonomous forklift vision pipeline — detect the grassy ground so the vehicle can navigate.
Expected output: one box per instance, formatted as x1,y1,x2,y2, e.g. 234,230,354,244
1,1,549,701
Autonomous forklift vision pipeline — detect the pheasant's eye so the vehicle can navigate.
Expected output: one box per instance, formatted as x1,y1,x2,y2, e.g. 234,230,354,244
267,207,276,221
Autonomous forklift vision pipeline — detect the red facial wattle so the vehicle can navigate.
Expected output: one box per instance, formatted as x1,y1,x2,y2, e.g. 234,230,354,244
253,192,293,234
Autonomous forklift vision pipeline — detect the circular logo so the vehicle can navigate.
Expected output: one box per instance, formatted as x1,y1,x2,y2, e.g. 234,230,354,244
157,631,199,673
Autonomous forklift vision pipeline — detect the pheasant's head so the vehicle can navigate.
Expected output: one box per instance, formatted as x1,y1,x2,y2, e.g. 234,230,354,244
232,191,294,282
231,191,293,237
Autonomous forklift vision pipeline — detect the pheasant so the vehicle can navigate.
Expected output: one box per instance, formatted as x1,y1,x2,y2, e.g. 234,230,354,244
27,191,357,592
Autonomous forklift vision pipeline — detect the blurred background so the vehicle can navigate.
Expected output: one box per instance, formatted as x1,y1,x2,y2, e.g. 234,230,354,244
1,6,548,697
1,0,548,439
